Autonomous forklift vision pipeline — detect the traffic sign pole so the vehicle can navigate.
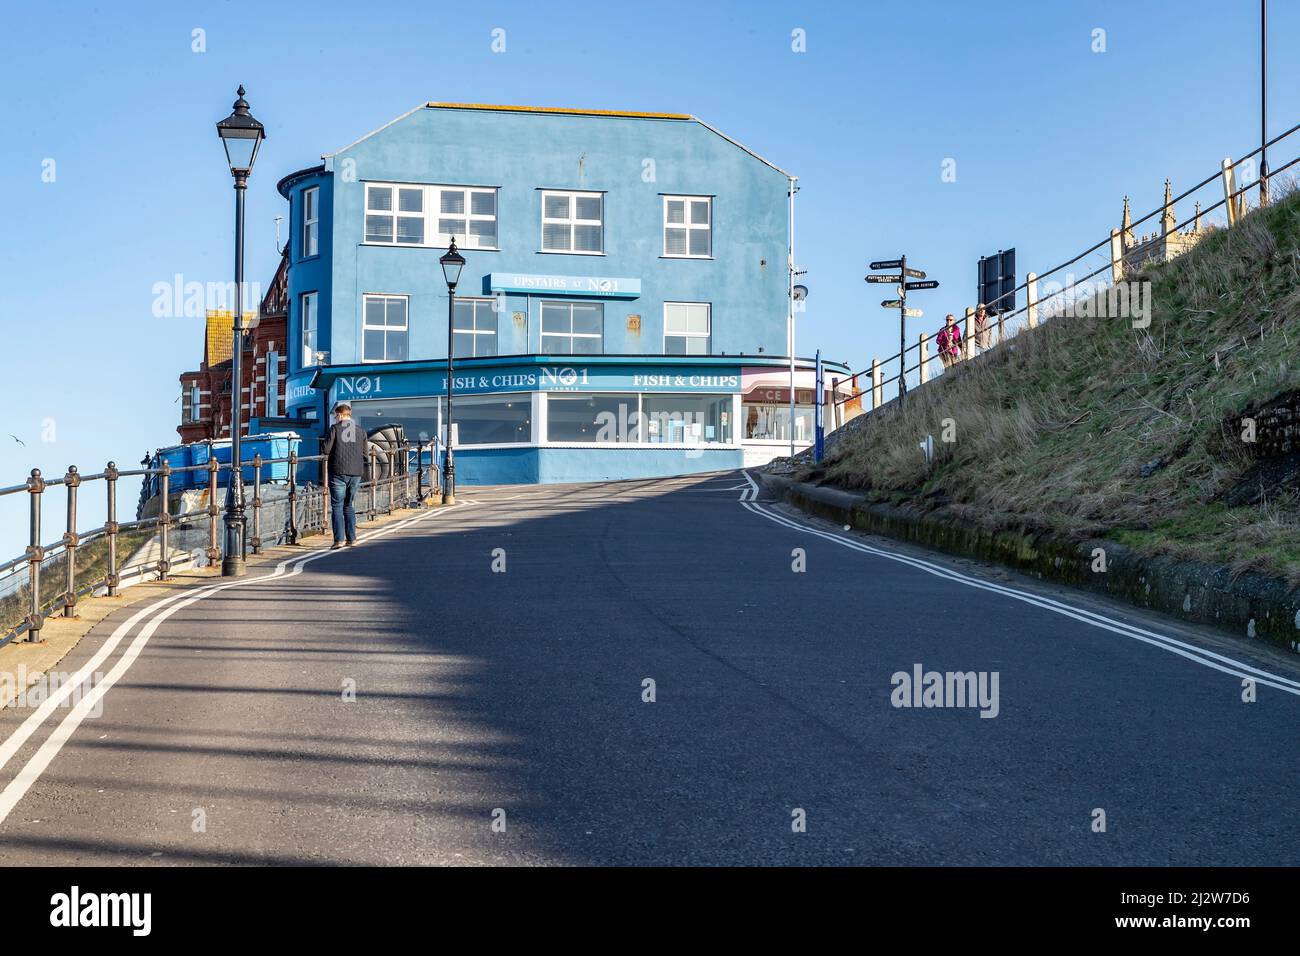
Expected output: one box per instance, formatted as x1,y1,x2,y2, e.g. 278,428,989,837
865,256,939,404
899,254,907,402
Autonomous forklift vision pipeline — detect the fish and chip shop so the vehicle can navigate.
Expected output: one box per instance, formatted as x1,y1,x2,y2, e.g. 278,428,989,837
269,101,851,485
303,355,839,484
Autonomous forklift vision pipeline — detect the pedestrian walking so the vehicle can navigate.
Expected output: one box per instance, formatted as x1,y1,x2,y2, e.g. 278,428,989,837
936,314,963,369
974,303,992,352
322,402,366,549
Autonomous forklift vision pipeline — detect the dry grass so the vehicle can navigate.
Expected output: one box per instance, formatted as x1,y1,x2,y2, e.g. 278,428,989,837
814,187,1300,583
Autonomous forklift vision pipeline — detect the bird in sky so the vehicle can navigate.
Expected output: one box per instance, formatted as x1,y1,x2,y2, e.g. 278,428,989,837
9,434,24,446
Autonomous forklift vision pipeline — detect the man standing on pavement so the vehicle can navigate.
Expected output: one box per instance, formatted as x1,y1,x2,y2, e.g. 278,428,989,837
322,402,366,549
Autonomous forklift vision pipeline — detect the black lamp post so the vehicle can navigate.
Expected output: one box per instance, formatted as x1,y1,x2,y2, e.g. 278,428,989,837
215,86,265,576
1260,0,1270,206
440,238,466,505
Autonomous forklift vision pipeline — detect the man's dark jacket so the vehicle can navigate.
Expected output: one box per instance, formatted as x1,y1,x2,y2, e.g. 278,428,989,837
323,420,366,477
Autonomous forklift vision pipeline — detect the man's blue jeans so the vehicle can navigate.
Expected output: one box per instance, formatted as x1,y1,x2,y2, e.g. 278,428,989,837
330,475,361,543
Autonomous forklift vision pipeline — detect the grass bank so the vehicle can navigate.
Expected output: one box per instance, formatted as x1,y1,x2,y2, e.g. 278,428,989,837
803,188,1300,585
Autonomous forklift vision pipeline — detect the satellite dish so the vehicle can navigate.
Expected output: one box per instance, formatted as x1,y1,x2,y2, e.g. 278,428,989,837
792,284,809,301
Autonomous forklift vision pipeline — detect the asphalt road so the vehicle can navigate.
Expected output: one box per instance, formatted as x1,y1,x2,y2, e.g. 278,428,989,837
0,471,1296,866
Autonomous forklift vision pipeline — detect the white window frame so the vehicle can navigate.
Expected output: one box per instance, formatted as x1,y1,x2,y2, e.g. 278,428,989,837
540,300,604,355
363,182,498,250
540,190,604,255
663,302,711,355
188,383,202,422
433,186,498,249
452,297,499,358
361,294,410,363
300,292,318,368
302,186,319,258
662,195,712,258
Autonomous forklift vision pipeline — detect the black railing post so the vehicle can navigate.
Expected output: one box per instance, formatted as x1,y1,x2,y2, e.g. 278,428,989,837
366,450,377,521
286,450,299,545
25,468,45,642
157,460,171,581
402,443,412,507
416,441,426,505
63,465,80,617
386,449,396,515
321,457,331,541
251,453,263,553
105,461,119,597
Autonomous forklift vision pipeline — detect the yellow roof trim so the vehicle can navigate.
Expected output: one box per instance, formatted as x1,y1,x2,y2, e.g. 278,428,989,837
324,102,792,177
427,102,692,120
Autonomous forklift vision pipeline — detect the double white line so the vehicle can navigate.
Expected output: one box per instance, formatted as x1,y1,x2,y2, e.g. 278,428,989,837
0,502,465,827
738,472,1300,698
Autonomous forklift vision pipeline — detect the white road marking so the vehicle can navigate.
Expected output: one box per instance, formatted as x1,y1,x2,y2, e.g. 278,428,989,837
738,470,1300,697
0,502,468,826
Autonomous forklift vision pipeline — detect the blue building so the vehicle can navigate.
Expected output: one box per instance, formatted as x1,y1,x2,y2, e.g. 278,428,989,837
273,102,848,484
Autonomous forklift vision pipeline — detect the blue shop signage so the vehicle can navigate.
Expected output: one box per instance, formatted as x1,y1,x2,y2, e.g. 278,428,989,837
285,370,318,408
331,363,740,401
486,272,641,298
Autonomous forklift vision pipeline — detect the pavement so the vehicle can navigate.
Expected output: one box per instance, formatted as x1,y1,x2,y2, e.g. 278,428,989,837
0,471,1295,866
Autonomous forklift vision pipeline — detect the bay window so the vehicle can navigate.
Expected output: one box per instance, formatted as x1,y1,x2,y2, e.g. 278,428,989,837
302,186,319,257
300,292,318,367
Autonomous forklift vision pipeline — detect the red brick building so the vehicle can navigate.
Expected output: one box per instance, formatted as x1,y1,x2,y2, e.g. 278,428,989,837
178,252,289,442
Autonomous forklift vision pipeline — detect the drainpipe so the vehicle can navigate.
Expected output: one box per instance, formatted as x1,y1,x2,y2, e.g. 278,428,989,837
788,176,797,458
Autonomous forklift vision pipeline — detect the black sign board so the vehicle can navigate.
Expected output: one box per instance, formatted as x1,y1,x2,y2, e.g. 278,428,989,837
870,259,903,271
905,280,939,290
865,274,902,283
978,248,1016,315
904,268,927,279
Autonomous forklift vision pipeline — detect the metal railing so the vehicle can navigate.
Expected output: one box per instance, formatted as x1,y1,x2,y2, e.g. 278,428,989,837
0,439,442,646
832,120,1300,417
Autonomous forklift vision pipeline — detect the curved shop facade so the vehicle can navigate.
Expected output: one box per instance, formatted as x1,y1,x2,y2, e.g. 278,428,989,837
307,354,838,484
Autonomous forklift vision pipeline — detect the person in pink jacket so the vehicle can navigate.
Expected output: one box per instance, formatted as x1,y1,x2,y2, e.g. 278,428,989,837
936,314,963,369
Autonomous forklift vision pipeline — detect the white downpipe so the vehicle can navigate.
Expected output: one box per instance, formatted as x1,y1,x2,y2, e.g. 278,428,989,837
788,176,797,458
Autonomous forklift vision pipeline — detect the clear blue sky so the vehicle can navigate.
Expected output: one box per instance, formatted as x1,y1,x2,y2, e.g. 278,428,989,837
1,0,1296,552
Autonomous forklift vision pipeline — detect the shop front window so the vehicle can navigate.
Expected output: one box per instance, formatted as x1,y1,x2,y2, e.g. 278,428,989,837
743,403,815,442
349,394,531,446
456,394,531,444
642,394,732,445
547,393,640,442
351,397,443,447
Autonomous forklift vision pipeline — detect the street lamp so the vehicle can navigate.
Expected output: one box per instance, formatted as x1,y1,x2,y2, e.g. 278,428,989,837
440,238,466,505
215,85,265,576
1260,0,1270,206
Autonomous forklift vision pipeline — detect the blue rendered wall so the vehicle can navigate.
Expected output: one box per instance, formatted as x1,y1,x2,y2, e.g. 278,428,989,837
282,105,792,377
534,447,741,484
